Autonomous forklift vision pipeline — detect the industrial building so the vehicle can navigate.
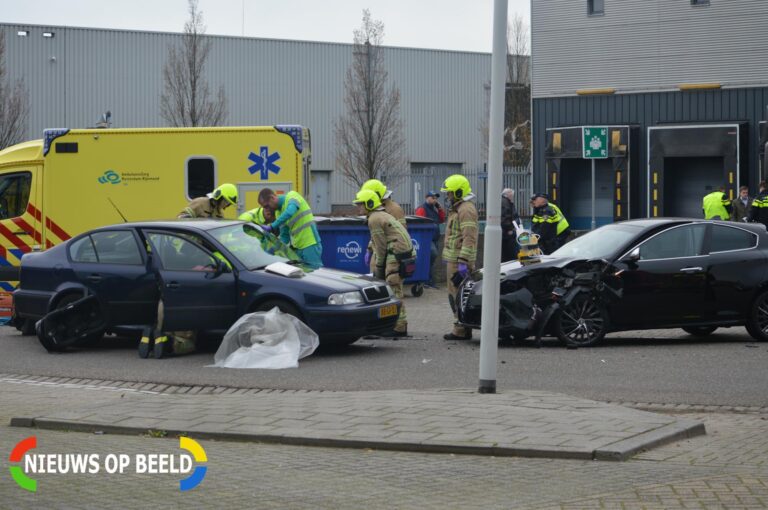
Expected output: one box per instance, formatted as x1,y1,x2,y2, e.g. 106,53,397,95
2,22,505,213
531,0,768,229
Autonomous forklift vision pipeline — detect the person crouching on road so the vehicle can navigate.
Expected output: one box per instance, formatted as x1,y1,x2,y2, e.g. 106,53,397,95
441,174,479,341
354,189,415,338
530,193,570,255
258,188,323,269
360,179,406,274
178,183,238,219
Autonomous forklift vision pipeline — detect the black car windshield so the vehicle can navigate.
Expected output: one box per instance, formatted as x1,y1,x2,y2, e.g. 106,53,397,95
551,223,643,260
209,223,301,269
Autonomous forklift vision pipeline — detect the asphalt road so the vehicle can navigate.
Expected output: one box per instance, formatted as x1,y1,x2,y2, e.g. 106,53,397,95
2,289,767,406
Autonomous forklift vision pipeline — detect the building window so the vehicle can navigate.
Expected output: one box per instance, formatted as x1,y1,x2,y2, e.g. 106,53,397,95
588,0,604,15
186,157,216,200
691,0,710,5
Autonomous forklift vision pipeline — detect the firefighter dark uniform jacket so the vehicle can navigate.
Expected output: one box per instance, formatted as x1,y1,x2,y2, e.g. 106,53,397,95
178,197,224,219
532,203,570,254
702,191,732,220
748,191,768,228
442,195,479,264
367,198,406,256
367,209,414,278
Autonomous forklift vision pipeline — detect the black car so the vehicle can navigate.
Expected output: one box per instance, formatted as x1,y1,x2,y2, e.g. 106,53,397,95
459,219,768,346
14,220,401,348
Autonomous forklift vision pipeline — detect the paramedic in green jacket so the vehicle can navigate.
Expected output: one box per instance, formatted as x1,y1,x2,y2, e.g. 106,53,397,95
258,188,323,269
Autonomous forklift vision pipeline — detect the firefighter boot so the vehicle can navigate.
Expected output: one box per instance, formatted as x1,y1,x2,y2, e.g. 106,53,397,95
153,335,172,359
138,328,154,359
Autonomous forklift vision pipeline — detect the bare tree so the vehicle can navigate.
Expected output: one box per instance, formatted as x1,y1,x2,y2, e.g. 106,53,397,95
0,30,30,150
480,13,531,166
160,0,227,127
334,9,407,188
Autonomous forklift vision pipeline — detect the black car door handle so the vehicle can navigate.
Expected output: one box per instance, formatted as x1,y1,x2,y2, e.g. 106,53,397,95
166,281,180,289
13,231,31,236
680,267,704,274
87,274,103,282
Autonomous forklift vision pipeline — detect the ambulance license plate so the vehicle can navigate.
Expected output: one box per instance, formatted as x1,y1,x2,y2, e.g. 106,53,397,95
378,304,398,318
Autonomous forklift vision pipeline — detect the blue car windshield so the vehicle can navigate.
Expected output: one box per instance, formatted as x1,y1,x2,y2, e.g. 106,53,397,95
209,224,301,270
551,223,643,260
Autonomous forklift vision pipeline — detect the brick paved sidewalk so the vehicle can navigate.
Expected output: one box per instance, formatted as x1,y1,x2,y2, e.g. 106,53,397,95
5,379,704,461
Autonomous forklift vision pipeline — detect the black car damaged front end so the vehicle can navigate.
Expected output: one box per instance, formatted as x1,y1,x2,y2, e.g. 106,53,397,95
458,258,624,344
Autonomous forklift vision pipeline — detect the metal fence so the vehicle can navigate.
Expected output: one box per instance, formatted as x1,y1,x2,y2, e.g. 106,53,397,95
394,164,533,219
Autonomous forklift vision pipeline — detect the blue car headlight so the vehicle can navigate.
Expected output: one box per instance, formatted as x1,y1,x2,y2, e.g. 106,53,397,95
328,291,364,305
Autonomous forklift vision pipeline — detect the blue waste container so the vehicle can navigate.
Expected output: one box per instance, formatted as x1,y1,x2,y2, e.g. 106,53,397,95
316,216,437,297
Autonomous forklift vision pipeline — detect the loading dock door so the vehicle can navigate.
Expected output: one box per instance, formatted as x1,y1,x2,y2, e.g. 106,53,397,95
545,126,639,228
663,157,724,218
648,124,744,218
559,159,614,230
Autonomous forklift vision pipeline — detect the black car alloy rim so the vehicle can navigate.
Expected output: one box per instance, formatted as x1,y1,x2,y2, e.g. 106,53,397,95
756,294,768,335
561,298,604,345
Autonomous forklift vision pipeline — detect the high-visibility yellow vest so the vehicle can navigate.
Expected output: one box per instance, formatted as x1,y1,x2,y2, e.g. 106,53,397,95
276,191,317,250
532,203,570,236
703,191,730,220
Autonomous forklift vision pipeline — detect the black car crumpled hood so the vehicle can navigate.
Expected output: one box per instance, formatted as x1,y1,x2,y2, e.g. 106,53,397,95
460,257,624,338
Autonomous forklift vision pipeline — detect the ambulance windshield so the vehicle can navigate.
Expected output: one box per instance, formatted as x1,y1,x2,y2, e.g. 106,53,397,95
210,224,302,270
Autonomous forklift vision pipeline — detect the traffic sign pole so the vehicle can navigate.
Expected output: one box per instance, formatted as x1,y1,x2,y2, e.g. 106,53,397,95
582,126,609,231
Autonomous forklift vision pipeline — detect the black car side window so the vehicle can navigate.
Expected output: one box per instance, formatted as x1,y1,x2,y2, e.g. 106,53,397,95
69,236,98,263
639,224,707,261
89,231,143,265
147,233,217,271
710,225,757,253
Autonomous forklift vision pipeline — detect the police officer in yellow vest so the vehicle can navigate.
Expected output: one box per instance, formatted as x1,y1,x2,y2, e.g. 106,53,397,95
258,188,323,269
178,183,238,219
702,186,732,220
360,179,406,272
354,189,414,337
531,193,570,255
441,174,479,341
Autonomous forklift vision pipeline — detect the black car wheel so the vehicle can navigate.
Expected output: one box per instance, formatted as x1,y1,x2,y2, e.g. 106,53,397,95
746,291,768,342
37,294,105,352
553,295,608,347
682,326,718,337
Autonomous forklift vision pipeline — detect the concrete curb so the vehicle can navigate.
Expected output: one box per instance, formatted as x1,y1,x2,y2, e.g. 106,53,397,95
594,419,707,461
10,416,700,462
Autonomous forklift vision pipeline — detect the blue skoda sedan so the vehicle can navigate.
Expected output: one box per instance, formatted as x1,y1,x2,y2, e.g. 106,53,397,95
13,220,401,347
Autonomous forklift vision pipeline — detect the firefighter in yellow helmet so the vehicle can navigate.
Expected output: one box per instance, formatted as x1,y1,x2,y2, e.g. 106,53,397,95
354,189,414,337
178,183,238,219
361,179,406,273
441,174,479,341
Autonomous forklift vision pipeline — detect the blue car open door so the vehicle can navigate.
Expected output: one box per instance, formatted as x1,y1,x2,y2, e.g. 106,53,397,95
145,231,238,332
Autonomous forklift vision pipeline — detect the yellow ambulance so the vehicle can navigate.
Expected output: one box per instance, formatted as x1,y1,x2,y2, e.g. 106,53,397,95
0,125,311,300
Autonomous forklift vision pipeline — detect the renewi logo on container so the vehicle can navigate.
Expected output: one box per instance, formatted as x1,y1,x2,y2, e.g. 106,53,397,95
337,240,363,260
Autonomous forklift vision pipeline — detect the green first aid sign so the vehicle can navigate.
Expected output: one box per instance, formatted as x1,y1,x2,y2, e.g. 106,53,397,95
582,127,609,159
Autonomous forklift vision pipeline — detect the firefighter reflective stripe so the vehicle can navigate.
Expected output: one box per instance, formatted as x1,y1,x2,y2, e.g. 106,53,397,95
703,191,730,220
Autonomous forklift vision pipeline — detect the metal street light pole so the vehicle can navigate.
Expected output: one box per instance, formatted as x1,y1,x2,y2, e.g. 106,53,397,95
479,0,508,394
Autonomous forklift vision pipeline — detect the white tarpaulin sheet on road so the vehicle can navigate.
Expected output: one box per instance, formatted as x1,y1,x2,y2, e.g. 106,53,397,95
211,308,319,369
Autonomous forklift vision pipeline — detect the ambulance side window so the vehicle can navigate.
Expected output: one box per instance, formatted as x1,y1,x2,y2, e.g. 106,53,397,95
186,158,215,200
0,172,32,220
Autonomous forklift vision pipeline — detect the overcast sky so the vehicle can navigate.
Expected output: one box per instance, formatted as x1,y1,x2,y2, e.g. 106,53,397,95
1,0,530,53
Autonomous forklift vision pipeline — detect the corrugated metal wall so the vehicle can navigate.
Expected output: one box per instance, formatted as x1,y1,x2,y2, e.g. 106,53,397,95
532,87,768,216
531,0,768,97
2,23,492,209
